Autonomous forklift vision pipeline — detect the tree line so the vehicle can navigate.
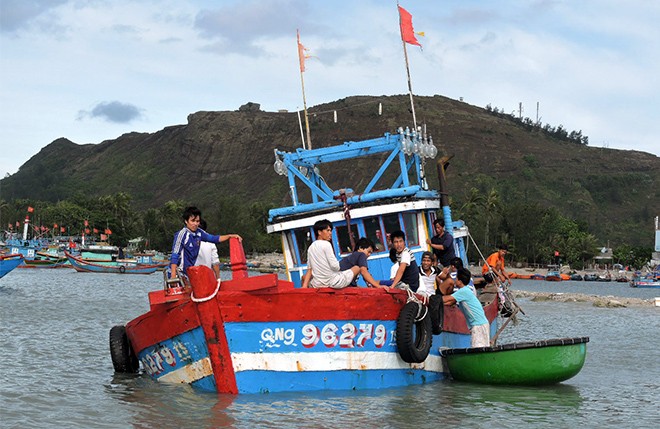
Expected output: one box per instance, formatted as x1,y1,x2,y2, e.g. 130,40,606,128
0,193,279,256
453,186,652,270
485,104,589,146
1,190,652,269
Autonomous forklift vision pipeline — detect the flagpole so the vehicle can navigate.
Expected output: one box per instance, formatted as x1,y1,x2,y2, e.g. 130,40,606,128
297,29,312,149
299,68,312,149
401,39,417,130
398,3,418,130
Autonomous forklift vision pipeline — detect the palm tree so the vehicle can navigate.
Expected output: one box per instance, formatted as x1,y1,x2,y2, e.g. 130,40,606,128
483,188,501,248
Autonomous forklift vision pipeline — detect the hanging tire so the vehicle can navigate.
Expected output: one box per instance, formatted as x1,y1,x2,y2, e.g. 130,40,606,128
396,301,432,363
118,265,126,274
109,325,139,373
428,295,444,335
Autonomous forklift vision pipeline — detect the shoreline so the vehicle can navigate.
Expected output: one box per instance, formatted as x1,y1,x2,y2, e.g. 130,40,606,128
511,289,655,308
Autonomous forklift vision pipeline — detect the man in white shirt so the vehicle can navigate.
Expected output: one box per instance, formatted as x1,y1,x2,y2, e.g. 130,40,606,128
301,219,360,289
195,219,221,279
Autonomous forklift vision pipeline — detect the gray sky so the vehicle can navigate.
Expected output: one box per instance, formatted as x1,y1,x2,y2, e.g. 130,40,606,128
1,0,658,178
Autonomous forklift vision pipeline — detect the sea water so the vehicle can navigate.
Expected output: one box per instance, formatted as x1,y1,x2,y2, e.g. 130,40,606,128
0,271,658,428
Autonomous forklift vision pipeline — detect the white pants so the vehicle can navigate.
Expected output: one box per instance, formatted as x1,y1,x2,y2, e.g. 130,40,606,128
471,324,490,348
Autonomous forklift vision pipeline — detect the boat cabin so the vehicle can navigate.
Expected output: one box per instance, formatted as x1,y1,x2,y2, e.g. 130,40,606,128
267,128,468,288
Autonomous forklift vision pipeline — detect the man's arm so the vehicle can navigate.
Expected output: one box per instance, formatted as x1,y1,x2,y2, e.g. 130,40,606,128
426,238,444,251
301,268,312,288
391,262,408,286
360,266,380,287
442,294,457,305
219,234,242,243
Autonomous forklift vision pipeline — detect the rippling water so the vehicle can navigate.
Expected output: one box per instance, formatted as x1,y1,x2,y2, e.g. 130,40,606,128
1,270,658,428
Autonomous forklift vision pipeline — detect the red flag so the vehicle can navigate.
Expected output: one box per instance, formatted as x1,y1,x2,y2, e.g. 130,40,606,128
100,234,107,241
93,228,98,234
104,228,112,235
398,6,421,47
60,226,65,233
297,29,308,72
84,220,89,226
85,228,90,234
27,206,34,213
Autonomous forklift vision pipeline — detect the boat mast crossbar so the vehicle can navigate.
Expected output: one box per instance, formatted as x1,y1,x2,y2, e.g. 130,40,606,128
269,129,438,221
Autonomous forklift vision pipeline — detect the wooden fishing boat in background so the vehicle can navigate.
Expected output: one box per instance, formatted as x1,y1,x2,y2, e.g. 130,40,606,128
0,253,24,279
441,337,589,385
65,251,160,274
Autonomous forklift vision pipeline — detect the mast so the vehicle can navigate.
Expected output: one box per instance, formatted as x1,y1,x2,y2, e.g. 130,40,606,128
398,2,420,130
297,30,312,149
401,37,417,130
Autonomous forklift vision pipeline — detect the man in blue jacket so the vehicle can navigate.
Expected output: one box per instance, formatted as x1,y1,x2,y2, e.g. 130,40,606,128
169,206,241,280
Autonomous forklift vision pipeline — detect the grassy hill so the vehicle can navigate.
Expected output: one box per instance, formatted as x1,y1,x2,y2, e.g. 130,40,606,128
2,94,658,248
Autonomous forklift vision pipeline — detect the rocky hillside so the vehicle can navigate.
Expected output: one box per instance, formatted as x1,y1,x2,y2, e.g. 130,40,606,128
2,95,658,245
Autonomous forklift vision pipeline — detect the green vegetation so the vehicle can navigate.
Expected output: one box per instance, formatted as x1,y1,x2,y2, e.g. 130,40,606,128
0,193,279,256
1,188,653,269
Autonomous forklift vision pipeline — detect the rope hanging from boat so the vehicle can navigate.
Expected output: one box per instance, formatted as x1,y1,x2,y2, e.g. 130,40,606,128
466,232,524,317
191,279,222,303
405,288,428,321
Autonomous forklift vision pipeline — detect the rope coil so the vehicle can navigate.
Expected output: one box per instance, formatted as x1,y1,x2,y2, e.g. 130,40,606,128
190,279,222,303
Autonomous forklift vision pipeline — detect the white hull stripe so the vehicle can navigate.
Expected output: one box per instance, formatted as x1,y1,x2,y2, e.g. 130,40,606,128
157,357,213,384
230,351,445,373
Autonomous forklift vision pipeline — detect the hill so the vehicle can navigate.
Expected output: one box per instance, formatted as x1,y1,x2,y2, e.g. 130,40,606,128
2,94,658,248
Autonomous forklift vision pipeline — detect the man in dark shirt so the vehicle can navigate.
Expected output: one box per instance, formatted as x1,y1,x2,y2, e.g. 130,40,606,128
427,218,456,267
339,237,381,287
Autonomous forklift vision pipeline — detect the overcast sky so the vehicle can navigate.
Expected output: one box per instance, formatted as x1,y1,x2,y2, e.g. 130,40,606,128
1,0,658,179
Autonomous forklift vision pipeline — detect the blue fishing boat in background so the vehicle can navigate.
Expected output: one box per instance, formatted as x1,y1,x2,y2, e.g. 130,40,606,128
0,253,24,279
65,251,160,274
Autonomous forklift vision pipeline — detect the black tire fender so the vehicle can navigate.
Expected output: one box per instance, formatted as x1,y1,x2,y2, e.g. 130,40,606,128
429,294,444,335
396,301,433,363
109,325,139,373
118,265,126,274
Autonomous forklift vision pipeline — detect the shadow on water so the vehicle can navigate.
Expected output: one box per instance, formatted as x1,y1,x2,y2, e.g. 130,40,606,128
104,372,585,429
107,373,238,428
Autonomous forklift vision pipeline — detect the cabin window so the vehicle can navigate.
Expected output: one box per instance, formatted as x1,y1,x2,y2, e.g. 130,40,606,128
382,213,402,246
402,212,419,247
336,224,359,254
293,227,313,265
363,217,385,252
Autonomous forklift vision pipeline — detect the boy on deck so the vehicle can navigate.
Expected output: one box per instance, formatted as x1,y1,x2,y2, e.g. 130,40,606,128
442,268,490,348
338,237,381,287
169,206,241,280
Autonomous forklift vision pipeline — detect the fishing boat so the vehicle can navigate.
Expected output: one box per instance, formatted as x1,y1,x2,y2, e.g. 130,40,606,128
0,253,24,279
109,127,504,394
569,274,583,281
65,251,160,274
18,255,69,269
545,270,562,282
630,269,660,288
441,337,589,385
109,8,508,395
